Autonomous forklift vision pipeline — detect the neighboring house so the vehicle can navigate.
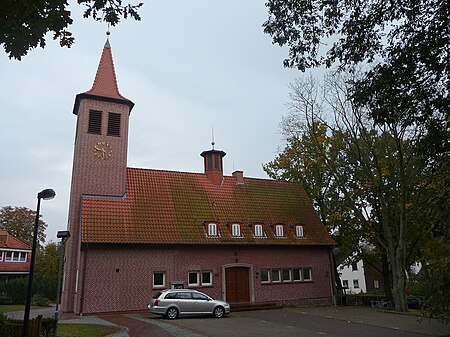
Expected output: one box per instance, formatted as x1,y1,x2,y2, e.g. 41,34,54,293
0,230,31,283
61,39,336,315
338,259,384,294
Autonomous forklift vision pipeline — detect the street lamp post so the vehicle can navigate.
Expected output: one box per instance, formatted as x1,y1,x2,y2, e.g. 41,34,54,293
22,189,56,337
54,230,70,337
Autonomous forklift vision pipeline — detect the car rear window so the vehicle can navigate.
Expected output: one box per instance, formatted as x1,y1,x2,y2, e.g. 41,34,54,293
152,292,162,299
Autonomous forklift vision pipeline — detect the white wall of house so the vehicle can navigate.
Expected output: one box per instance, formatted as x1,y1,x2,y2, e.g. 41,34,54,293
338,260,367,294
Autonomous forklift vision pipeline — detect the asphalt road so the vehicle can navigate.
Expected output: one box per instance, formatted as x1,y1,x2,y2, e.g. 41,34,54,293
137,306,450,337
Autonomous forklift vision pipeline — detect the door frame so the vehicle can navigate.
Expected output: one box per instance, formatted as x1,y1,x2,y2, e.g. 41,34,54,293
222,263,254,303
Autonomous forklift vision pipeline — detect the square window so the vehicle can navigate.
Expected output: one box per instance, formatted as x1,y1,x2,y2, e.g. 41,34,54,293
188,271,200,286
201,271,212,286
271,269,281,282
275,225,284,237
293,268,302,281
261,269,270,283
303,268,312,281
282,269,291,282
353,279,359,288
153,271,166,288
254,224,264,237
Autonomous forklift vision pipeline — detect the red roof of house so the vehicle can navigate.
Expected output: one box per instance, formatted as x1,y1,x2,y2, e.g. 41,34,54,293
0,230,31,250
81,168,335,246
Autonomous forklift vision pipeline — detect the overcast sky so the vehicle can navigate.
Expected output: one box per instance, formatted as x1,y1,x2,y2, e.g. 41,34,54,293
0,1,316,242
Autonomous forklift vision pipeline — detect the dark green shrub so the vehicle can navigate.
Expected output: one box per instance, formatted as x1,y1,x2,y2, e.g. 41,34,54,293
3,276,28,304
32,294,50,307
41,318,57,337
34,276,57,302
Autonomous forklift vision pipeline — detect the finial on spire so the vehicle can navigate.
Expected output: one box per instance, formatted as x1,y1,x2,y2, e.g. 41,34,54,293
211,126,215,150
104,23,111,48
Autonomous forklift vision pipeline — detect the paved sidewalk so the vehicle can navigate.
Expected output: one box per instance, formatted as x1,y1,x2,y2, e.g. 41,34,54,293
294,306,450,336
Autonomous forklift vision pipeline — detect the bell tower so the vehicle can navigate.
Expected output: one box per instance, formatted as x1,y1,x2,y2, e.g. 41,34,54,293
62,38,134,313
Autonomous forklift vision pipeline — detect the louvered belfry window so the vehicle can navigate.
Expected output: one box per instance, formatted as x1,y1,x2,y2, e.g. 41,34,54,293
107,112,121,136
88,110,102,134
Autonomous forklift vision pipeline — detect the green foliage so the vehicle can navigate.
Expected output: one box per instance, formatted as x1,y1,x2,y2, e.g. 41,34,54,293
0,277,28,304
0,0,143,60
41,318,57,337
0,206,47,249
263,0,449,160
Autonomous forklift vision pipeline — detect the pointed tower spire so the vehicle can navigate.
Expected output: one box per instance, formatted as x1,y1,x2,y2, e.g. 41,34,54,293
72,38,134,115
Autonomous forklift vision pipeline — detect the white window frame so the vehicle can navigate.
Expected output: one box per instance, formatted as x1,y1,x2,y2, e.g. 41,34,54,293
342,280,348,288
282,269,292,282
153,271,166,288
295,225,304,238
5,251,13,261
201,271,213,286
271,269,281,283
260,269,270,283
275,225,284,237
293,268,302,282
207,223,218,237
353,279,359,288
0,251,3,262
303,267,312,281
374,280,379,289
254,224,264,237
188,271,200,286
231,224,241,237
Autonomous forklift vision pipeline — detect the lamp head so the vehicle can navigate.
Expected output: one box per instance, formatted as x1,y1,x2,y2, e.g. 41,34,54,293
57,230,70,239
38,189,56,200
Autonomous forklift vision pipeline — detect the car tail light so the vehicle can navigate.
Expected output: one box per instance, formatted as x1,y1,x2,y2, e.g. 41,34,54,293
154,299,160,306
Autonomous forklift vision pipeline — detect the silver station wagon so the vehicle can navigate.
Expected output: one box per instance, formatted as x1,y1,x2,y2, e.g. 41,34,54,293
148,289,230,319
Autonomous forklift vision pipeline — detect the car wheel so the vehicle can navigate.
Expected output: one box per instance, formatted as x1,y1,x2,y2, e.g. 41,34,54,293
166,307,179,319
213,306,225,318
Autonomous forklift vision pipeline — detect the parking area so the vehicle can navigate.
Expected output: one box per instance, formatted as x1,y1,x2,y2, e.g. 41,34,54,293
134,306,450,337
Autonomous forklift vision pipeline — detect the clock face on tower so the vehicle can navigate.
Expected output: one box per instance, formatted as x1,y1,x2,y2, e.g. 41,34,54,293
93,141,112,160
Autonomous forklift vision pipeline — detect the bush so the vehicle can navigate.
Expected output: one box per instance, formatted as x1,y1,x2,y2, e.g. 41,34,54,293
3,277,28,304
32,294,50,307
41,318,57,337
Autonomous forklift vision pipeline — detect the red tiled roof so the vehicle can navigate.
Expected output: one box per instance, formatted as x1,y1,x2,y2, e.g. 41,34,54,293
0,230,31,250
81,168,335,246
83,39,129,101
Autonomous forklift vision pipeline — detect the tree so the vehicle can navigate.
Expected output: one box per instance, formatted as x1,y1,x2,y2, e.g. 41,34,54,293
0,0,143,60
265,74,432,311
35,242,60,301
263,0,449,158
0,206,47,249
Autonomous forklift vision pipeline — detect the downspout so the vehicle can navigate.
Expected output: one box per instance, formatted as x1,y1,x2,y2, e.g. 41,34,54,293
79,242,89,316
329,248,337,306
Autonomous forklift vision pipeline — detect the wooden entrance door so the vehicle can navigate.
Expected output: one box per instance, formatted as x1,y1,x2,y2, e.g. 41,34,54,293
226,267,250,303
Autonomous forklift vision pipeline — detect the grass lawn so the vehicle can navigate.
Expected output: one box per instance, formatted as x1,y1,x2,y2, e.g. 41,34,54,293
0,304,43,313
59,324,123,337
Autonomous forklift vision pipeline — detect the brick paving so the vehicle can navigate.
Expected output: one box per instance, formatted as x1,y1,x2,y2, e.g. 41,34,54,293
98,314,175,337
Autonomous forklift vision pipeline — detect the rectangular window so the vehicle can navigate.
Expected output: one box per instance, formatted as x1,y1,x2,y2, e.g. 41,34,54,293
293,268,302,281
0,251,3,261
295,225,304,238
271,269,281,283
88,110,102,134
5,251,13,261
188,271,200,286
261,269,270,283
303,268,312,281
107,112,121,136
12,253,19,261
19,252,26,262
352,262,358,271
353,279,359,288
231,224,241,237
207,223,217,237
153,271,166,288
275,225,284,237
201,271,212,286
254,224,263,237
374,280,379,289
342,280,348,288
282,269,291,282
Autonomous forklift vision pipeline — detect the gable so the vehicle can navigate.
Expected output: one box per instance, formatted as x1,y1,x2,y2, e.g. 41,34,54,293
81,168,335,246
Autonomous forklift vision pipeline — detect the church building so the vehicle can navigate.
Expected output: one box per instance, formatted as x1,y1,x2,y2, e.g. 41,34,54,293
61,40,336,314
